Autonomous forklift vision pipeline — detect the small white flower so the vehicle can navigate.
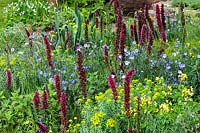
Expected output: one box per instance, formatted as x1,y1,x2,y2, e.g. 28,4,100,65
11,48,15,52
125,61,130,66
197,55,200,59
132,41,136,44
178,70,182,74
84,43,90,48
111,74,115,78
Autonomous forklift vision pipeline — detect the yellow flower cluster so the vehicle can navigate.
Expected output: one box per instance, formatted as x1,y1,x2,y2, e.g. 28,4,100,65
85,98,92,105
95,92,104,101
152,92,160,100
182,86,193,101
10,57,17,65
159,101,172,114
106,118,117,128
90,112,105,127
178,73,188,81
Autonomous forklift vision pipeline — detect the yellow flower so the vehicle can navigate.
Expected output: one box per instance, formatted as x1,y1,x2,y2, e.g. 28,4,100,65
159,103,170,113
132,79,139,83
178,73,188,81
95,112,105,117
106,118,117,128
10,57,17,65
90,115,101,126
85,98,92,105
95,92,104,101
57,45,62,49
78,98,83,104
141,96,151,106
90,112,105,126
182,86,193,100
152,92,160,100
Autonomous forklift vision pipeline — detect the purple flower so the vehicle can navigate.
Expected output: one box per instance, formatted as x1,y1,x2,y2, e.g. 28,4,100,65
166,63,171,70
178,63,185,69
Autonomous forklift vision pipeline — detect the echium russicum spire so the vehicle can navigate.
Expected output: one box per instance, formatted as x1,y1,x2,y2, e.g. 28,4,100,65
43,37,54,70
76,49,87,99
54,74,62,100
144,5,155,38
137,11,145,40
108,75,118,101
95,9,99,29
60,92,67,133
155,4,166,43
85,19,89,43
140,24,147,45
123,69,135,116
147,31,153,55
161,4,166,31
119,23,126,71
6,68,12,89
33,90,40,110
133,20,139,44
42,90,48,112
103,45,110,69
114,8,122,59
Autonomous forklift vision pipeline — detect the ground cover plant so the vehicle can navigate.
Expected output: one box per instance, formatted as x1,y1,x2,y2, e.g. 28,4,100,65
0,0,200,132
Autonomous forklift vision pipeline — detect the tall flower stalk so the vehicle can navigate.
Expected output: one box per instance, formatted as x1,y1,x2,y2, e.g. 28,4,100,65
104,45,110,70
119,23,126,72
139,24,147,45
42,90,48,112
113,0,122,59
54,74,62,100
133,20,139,44
95,9,99,29
147,31,153,55
155,4,166,43
137,11,145,40
60,92,67,133
144,5,155,38
76,49,87,99
161,4,166,31
123,69,135,116
84,19,89,43
6,69,12,89
108,75,118,101
43,37,54,70
33,90,40,110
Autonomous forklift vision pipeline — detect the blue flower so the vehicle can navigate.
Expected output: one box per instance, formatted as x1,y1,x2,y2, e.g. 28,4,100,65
166,63,171,70
178,62,185,69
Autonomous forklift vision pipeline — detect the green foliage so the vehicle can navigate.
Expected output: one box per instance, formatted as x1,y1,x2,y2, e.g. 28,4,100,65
2,0,55,28
172,0,200,10
78,78,200,132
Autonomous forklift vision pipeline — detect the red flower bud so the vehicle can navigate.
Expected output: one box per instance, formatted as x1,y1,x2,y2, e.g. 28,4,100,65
124,69,135,116
54,74,62,100
6,69,12,89
33,90,40,110
108,75,118,101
